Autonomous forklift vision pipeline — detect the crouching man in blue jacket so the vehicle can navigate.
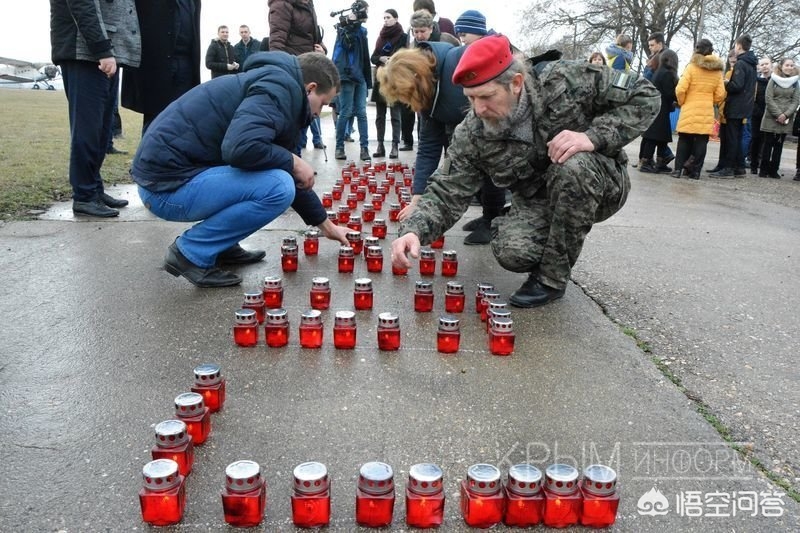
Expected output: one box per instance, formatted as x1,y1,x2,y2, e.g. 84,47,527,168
132,52,347,287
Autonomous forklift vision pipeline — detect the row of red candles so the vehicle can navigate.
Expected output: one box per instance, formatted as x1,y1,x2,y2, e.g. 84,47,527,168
140,366,618,528
234,277,514,355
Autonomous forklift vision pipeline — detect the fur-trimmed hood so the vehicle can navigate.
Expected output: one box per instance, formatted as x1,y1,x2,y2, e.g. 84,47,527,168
690,53,724,71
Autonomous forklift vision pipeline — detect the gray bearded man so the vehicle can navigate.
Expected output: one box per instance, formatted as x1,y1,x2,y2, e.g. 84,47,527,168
389,34,660,307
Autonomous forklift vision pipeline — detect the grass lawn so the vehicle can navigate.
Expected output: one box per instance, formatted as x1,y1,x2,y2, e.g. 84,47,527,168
0,89,142,220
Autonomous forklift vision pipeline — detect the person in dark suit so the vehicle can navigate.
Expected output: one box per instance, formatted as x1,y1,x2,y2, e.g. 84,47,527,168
122,0,202,134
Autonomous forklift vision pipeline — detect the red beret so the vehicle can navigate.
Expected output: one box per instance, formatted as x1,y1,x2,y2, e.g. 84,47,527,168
452,34,513,87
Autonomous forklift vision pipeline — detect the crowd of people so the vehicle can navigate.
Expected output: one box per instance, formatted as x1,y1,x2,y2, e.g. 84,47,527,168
49,0,798,306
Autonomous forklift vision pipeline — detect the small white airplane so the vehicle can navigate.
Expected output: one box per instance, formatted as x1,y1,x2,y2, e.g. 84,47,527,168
0,56,61,90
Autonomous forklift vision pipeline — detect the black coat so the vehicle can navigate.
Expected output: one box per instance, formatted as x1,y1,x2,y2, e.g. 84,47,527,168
206,39,237,78
643,67,677,143
121,0,201,115
725,50,757,119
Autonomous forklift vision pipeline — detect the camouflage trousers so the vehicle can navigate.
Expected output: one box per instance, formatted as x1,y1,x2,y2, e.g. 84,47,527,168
490,151,629,289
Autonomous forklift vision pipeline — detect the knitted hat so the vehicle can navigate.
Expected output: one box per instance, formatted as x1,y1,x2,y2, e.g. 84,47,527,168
452,34,513,87
454,10,487,36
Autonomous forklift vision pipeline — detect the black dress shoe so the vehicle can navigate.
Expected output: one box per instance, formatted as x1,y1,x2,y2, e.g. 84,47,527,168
509,275,566,308
106,146,128,155
708,168,734,178
216,244,266,265
335,148,346,160
73,199,119,218
100,192,129,208
164,242,242,287
398,144,414,151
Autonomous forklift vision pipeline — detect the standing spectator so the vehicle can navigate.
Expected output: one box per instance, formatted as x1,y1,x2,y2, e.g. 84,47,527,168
132,52,347,287
370,9,407,159
749,57,772,173
795,110,800,181
412,0,456,38
638,50,679,173
50,0,141,218
234,25,261,67
122,0,202,134
259,37,270,51
709,35,757,178
588,52,606,66
643,32,667,80
332,5,372,161
454,9,488,45
268,0,327,151
707,49,737,173
672,39,726,179
758,58,799,178
605,34,633,71
205,25,238,78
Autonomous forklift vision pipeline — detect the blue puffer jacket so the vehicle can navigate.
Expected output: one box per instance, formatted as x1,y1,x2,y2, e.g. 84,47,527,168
132,51,326,225
412,41,468,195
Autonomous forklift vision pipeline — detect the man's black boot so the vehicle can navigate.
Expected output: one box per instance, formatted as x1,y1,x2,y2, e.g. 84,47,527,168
509,274,566,308
100,192,129,208
73,199,119,218
360,147,371,161
389,142,399,159
164,242,242,287
463,217,492,245
372,144,385,158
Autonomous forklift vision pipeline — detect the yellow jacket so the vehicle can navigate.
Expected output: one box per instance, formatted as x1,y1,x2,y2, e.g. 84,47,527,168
676,53,726,135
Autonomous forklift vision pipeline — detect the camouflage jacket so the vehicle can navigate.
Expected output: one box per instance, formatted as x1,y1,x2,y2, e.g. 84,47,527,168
400,61,660,244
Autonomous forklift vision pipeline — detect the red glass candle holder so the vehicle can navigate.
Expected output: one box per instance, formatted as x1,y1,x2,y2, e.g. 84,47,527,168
233,309,258,347
480,291,501,322
151,420,194,477
174,392,211,445
309,277,331,311
377,312,401,351
580,464,619,528
191,363,226,413
357,185,368,202
487,307,512,333
543,464,582,528
338,246,355,273
475,282,495,314
304,229,320,255
414,281,434,312
372,218,387,239
265,308,290,348
333,311,357,349
354,278,374,311
385,171,396,185
337,205,351,225
292,462,331,528
342,169,353,182
370,194,382,212
221,460,267,527
361,203,375,222
332,184,343,201
356,462,395,527
504,464,544,527
321,192,333,209
460,464,504,528
299,309,324,349
387,203,401,222
489,317,515,356
405,463,445,528
441,250,458,277
347,215,363,233
445,281,465,313
437,315,460,354
327,210,338,225
365,245,383,273
346,193,359,210
262,276,284,309
242,291,265,324
367,178,378,194
281,244,298,273
392,263,408,276
139,459,186,526
346,231,364,255
377,184,389,200
363,236,379,258
419,249,436,276
430,235,445,249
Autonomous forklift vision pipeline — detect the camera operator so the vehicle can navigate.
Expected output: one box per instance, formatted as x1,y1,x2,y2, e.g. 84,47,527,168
332,1,372,161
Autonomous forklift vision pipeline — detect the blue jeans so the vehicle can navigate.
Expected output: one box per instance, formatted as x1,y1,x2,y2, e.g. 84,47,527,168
298,116,323,153
61,60,117,201
335,80,369,149
138,166,295,268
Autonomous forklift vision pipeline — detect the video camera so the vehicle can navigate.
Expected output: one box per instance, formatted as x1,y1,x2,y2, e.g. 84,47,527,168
331,0,368,28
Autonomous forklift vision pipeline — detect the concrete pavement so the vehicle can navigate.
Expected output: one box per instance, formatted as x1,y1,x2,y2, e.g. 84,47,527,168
1,122,798,531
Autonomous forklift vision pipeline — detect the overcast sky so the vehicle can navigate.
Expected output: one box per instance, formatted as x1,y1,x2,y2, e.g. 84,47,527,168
0,0,526,72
